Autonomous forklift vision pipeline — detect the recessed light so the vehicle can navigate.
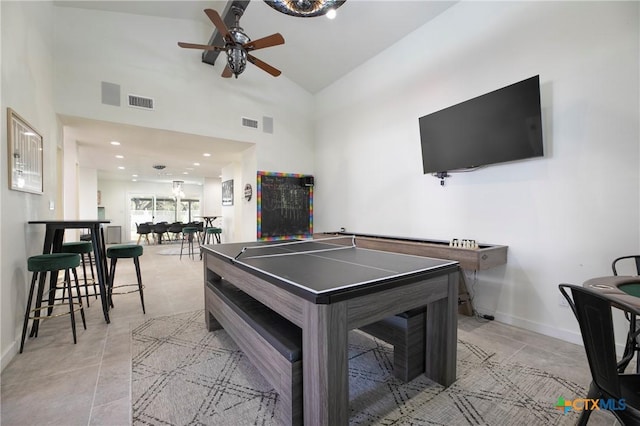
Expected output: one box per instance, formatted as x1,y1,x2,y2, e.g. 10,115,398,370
183,172,189,175
118,166,125,170
110,141,120,146
132,179,137,182
193,162,200,166
115,155,124,159
203,153,211,157
132,174,138,177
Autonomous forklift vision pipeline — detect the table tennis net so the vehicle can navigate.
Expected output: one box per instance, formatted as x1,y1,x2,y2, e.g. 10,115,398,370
235,235,356,260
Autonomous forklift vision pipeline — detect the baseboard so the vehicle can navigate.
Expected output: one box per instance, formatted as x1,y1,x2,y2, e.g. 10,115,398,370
493,311,583,345
491,310,628,354
1,340,18,372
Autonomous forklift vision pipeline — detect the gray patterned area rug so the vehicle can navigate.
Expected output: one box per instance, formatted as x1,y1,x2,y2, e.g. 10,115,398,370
131,310,584,425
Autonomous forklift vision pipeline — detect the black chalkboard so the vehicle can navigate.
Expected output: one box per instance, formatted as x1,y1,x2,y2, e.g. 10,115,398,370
258,173,313,239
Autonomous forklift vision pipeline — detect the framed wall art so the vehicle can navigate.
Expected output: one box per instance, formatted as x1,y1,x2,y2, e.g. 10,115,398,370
222,179,234,206
7,108,43,194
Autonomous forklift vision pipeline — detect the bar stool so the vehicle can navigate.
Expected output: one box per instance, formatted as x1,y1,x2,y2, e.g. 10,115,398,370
61,241,97,306
180,227,199,260
20,253,86,353
203,227,215,244
106,244,145,314
204,227,222,244
212,227,222,243
200,227,220,260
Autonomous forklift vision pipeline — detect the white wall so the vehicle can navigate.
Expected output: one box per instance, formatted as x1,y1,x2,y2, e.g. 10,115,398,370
203,177,222,218
62,130,78,222
240,145,258,241
314,1,640,343
0,1,59,368
78,168,98,218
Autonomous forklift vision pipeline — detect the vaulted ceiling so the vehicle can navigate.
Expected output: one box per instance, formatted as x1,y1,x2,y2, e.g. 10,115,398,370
53,1,456,183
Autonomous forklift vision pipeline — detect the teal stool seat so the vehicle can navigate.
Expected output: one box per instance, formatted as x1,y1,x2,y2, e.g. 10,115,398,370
204,227,222,244
28,253,80,271
62,241,98,306
181,227,199,260
212,227,222,243
106,244,145,314
61,241,92,254
20,253,86,353
107,244,143,259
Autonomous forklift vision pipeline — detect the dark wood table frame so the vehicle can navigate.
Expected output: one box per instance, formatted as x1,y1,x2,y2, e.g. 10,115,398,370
203,245,459,425
28,220,112,336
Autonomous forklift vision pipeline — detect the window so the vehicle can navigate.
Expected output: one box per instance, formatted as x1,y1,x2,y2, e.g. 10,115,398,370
129,195,201,241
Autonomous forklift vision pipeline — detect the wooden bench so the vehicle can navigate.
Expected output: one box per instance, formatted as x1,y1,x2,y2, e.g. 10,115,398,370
205,280,303,426
360,308,426,382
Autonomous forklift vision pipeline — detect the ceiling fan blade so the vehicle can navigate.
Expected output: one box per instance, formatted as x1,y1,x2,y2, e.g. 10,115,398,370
204,8,231,41
243,33,285,51
222,65,234,78
247,54,281,77
178,42,225,51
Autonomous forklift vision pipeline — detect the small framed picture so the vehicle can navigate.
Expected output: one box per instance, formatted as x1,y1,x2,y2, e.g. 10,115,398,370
7,108,43,194
222,179,234,206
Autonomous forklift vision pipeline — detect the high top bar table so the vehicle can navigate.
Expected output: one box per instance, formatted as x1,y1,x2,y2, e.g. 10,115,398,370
28,220,112,337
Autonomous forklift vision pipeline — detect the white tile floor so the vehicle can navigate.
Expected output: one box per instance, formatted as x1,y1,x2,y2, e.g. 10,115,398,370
0,242,618,425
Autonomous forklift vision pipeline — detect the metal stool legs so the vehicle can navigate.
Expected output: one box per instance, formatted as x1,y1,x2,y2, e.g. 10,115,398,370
20,264,86,353
180,227,199,260
108,255,145,314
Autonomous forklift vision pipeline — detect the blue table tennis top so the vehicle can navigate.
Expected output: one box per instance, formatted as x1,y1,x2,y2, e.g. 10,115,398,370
203,240,459,302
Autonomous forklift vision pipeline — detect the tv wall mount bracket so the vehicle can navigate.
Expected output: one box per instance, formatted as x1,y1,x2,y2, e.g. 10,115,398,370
434,172,450,186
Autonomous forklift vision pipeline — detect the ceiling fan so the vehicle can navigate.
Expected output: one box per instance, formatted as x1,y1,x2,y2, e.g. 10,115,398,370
178,6,285,79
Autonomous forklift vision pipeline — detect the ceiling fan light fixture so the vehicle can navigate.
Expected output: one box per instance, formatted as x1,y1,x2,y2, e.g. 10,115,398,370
178,8,284,79
264,0,346,18
227,46,247,78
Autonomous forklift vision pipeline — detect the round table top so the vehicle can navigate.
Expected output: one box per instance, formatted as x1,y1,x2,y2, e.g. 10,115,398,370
583,275,640,307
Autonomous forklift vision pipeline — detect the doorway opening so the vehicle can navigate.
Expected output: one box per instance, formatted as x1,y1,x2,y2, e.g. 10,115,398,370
129,195,201,241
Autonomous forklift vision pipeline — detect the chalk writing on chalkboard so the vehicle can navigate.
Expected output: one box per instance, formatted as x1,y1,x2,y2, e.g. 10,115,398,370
257,171,313,240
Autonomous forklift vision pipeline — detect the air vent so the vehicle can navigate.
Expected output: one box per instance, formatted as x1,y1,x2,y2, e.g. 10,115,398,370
241,117,259,129
101,82,121,106
263,116,274,134
128,94,154,110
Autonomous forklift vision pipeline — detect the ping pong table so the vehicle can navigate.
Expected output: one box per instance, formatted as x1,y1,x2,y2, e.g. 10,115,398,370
201,236,460,425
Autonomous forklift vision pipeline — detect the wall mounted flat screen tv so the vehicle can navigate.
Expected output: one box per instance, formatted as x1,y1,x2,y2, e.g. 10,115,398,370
419,75,543,175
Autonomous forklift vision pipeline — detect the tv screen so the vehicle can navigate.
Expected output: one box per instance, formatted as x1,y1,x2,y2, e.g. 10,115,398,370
419,75,544,174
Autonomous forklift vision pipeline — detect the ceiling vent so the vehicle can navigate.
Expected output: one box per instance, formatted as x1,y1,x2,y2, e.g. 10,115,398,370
241,117,259,129
128,94,154,110
152,164,166,170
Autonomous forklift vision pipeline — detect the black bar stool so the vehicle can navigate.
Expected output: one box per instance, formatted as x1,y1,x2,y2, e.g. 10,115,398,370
106,244,145,314
20,253,86,353
61,241,98,306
